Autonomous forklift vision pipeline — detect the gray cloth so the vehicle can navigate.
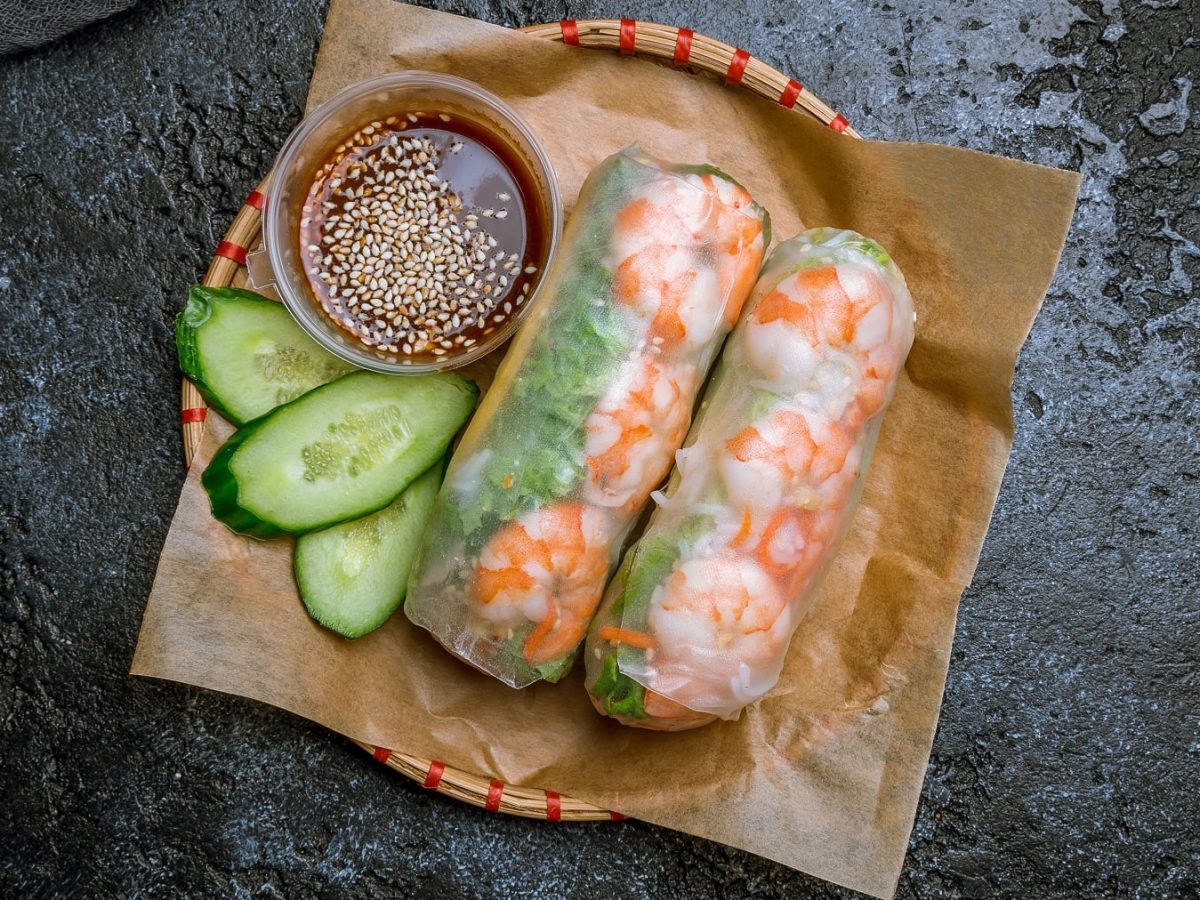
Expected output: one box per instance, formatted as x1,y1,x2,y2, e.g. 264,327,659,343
1,0,139,54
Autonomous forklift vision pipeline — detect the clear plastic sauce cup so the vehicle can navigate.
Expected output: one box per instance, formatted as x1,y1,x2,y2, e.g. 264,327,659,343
254,72,562,373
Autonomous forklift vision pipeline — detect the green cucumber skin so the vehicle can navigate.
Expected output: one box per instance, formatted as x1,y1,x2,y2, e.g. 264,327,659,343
295,461,444,639
175,284,354,424
202,371,478,537
175,289,210,401
201,422,284,538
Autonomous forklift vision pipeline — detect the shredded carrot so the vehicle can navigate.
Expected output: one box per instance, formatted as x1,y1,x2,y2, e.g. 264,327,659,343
598,625,655,650
757,508,799,578
732,507,753,546
523,605,559,661
501,473,515,489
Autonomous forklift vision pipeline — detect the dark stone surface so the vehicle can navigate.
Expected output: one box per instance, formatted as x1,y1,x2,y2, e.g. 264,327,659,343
1,0,1196,895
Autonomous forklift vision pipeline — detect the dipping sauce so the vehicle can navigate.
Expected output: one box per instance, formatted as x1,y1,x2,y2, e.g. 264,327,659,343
298,112,551,361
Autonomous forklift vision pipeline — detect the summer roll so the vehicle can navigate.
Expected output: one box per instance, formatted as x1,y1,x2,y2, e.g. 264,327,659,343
405,147,770,687
585,228,915,729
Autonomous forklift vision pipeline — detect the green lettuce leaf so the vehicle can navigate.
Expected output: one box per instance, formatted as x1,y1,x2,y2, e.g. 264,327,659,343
591,653,648,719
440,157,641,549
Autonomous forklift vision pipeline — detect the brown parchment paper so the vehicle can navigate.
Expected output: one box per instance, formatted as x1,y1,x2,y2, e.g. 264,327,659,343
131,2,1080,896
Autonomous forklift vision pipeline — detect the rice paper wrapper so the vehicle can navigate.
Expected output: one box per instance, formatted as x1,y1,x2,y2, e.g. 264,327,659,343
131,2,1080,896
587,229,916,727
405,147,767,688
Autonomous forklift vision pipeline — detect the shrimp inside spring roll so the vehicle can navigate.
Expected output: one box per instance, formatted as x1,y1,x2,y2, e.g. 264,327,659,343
586,228,915,729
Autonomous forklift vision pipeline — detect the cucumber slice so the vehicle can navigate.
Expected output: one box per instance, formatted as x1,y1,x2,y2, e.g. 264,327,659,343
202,371,477,537
295,461,443,638
176,285,355,424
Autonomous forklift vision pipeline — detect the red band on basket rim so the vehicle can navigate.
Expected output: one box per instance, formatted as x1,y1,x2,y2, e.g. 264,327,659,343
373,746,391,763
423,760,445,789
829,113,850,133
673,27,694,65
246,190,266,212
545,790,562,822
215,240,248,266
725,48,751,86
560,19,580,46
486,780,505,812
619,18,636,55
181,407,207,424
780,79,803,108
610,811,626,821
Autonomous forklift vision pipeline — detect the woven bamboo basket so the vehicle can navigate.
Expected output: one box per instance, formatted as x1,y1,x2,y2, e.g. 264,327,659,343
181,17,861,821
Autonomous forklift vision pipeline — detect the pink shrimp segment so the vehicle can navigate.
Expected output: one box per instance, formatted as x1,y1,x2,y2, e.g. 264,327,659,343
611,175,766,349
584,359,696,510
745,264,902,424
588,230,915,728
685,172,766,324
473,503,611,667
720,407,858,511
646,553,791,712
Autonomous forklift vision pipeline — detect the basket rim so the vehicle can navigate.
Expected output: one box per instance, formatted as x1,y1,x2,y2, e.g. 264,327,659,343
520,18,860,138
179,15,861,821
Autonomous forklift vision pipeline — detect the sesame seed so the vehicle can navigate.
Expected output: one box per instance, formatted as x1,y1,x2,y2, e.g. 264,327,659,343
298,120,529,362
